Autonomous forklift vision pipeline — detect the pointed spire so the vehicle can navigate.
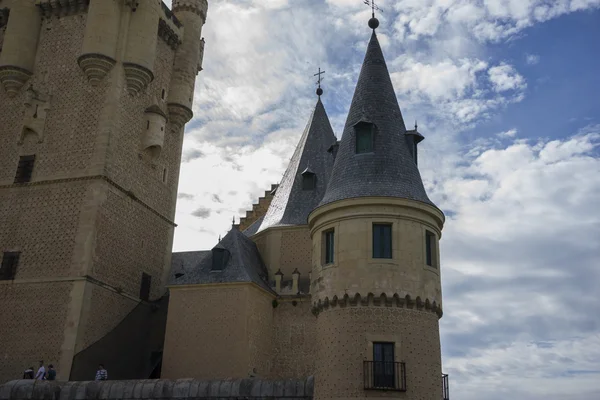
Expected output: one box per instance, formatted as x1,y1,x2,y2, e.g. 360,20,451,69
318,30,436,209
257,97,337,232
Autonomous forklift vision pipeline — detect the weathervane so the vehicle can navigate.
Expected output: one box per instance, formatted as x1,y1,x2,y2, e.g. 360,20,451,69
314,67,325,96
363,0,382,29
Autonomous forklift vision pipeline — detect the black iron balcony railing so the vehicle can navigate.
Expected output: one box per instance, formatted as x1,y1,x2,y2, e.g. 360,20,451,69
442,373,449,400
363,361,407,391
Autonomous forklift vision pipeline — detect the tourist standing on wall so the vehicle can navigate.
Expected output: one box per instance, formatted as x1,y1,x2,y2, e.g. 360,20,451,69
46,365,56,381
95,364,108,381
34,361,45,381
22,367,34,379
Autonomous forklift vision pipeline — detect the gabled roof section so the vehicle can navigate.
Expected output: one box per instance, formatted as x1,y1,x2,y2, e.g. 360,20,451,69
318,32,436,208
257,98,337,231
170,228,272,293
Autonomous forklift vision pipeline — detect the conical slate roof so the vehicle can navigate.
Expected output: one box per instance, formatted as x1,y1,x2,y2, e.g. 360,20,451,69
318,31,435,208
257,98,337,232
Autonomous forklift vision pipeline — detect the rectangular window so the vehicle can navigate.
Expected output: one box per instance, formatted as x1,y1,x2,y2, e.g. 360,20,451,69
324,229,334,264
426,230,436,267
373,224,392,259
0,252,20,280
302,173,316,190
14,155,35,183
355,123,373,153
373,342,395,388
140,273,151,301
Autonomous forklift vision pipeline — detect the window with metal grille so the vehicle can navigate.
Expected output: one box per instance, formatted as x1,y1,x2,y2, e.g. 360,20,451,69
373,224,392,259
140,273,151,301
372,342,397,389
355,123,374,154
0,252,20,280
426,230,436,267
14,155,35,183
323,229,334,265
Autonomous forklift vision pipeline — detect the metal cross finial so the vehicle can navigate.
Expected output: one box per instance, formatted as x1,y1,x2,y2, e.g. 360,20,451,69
232,216,235,225
218,234,221,242
314,67,325,89
415,120,418,130
363,0,382,17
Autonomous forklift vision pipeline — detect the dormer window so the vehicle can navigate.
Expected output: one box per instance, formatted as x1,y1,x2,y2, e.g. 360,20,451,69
211,247,229,271
301,167,316,190
355,122,374,154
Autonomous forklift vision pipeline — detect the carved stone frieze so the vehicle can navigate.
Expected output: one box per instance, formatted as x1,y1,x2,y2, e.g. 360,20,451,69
35,0,89,18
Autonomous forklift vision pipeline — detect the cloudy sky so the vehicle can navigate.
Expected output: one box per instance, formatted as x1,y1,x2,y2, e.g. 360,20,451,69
164,0,600,398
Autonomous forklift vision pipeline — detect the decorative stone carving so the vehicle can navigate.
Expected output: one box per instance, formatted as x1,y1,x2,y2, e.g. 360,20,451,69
77,53,116,85
167,103,193,130
36,0,89,18
158,19,181,50
18,85,52,144
0,66,32,97
123,63,153,96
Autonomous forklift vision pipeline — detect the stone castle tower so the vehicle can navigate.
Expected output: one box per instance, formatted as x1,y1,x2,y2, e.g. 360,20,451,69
0,0,207,381
308,20,445,399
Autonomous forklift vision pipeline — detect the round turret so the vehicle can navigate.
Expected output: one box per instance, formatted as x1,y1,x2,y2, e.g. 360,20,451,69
0,0,41,97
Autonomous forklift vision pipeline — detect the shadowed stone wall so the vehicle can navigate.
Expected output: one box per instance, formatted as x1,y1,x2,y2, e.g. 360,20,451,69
0,378,314,400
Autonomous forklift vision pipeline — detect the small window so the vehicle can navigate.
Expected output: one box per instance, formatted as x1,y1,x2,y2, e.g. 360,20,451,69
162,167,168,183
14,155,35,184
373,342,395,388
373,224,392,259
0,252,20,281
140,273,151,301
323,229,334,265
161,89,165,100
211,248,229,271
355,123,374,154
147,120,150,130
302,173,316,190
426,230,436,267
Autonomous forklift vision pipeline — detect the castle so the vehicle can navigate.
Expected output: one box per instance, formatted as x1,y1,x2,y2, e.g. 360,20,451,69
0,1,449,399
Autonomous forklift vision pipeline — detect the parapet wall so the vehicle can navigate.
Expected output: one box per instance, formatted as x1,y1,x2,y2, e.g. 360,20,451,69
0,378,314,400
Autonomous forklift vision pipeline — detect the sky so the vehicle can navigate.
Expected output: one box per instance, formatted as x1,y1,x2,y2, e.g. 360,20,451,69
164,0,600,399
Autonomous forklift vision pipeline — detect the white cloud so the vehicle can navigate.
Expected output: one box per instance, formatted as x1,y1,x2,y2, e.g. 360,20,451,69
526,53,540,65
488,63,527,92
497,128,518,138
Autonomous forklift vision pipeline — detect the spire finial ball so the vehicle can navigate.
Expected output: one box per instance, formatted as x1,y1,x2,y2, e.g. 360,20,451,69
316,87,323,96
368,17,379,30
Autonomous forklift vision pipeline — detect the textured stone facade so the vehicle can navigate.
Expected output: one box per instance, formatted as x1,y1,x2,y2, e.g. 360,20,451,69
0,0,207,383
254,226,313,278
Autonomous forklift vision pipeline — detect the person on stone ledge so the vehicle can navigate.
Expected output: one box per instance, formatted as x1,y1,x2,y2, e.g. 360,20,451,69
45,364,56,381
34,361,45,381
95,364,108,381
22,366,34,379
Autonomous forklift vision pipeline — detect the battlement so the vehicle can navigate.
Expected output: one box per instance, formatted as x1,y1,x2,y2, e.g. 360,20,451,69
35,0,89,18
172,0,208,19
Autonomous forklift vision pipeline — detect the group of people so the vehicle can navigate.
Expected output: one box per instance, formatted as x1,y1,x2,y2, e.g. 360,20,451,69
22,361,55,381
22,362,108,381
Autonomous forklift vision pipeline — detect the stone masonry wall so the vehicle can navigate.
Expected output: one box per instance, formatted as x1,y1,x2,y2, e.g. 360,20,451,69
314,307,442,400
271,299,316,379
93,183,172,300
246,285,274,379
0,281,72,382
162,286,254,380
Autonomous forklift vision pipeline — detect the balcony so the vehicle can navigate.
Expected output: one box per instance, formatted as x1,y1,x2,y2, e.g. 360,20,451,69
363,361,407,391
442,373,449,400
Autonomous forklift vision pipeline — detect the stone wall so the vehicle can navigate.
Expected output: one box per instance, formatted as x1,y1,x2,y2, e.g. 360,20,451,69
162,284,275,380
0,281,72,383
0,378,314,400
254,226,312,278
271,298,316,379
314,306,442,400
238,184,278,231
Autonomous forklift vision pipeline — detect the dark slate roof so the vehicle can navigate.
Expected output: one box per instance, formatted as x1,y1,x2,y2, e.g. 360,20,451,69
243,215,264,237
257,98,337,231
170,228,272,293
318,31,436,208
